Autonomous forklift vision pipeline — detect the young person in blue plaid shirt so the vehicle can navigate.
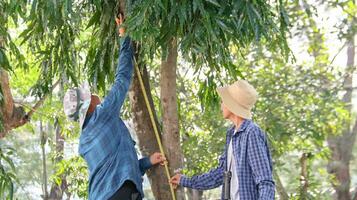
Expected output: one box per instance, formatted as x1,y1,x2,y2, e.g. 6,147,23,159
63,15,166,200
170,80,275,200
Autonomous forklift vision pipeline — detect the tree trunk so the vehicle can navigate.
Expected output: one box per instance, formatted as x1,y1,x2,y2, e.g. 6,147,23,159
0,68,27,138
129,63,173,199
187,189,203,200
160,38,185,200
299,153,309,200
128,55,174,200
327,35,355,200
119,1,180,198
40,121,49,200
0,9,27,138
49,117,69,200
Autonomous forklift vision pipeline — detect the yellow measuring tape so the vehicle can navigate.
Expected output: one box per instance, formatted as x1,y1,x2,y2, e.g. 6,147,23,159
133,57,177,200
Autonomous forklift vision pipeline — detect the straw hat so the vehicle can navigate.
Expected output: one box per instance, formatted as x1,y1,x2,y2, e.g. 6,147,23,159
216,80,258,119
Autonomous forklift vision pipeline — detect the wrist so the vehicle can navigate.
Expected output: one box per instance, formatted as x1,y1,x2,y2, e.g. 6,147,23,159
179,175,187,186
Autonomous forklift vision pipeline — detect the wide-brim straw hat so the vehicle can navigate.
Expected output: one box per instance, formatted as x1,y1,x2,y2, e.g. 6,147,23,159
216,80,258,119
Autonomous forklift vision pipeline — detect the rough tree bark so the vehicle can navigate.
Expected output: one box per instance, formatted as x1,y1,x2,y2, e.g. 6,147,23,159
327,36,356,200
128,62,173,199
160,38,185,200
0,14,27,137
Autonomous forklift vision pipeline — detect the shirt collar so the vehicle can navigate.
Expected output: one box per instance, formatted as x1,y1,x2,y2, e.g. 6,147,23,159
82,112,93,129
232,119,249,135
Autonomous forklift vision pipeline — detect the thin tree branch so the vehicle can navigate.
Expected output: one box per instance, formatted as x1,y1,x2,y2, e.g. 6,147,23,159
273,169,289,200
0,79,61,138
12,79,60,128
40,120,48,199
26,79,60,118
339,6,357,22
330,41,347,65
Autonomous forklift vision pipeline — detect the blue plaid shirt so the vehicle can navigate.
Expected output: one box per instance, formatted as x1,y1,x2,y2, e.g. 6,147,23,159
79,37,152,200
180,119,275,199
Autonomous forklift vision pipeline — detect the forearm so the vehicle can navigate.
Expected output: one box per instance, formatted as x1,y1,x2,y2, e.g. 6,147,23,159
179,168,224,190
116,36,133,83
179,140,227,190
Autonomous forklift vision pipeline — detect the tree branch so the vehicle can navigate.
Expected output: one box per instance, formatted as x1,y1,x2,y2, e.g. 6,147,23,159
330,41,347,65
0,78,60,138
26,79,60,118
11,79,60,129
273,169,289,200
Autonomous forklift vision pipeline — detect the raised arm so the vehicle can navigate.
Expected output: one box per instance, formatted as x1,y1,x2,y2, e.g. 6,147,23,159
98,36,134,116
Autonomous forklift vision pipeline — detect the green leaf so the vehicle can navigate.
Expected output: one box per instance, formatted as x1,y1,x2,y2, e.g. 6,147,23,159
206,0,221,8
0,48,11,71
86,10,100,29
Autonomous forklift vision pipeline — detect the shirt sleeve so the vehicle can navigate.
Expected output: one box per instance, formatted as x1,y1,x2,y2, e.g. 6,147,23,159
139,157,153,175
247,126,275,200
97,36,134,116
179,149,226,190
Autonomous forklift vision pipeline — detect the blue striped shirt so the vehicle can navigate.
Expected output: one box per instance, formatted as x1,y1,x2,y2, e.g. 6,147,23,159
79,37,152,200
180,119,275,199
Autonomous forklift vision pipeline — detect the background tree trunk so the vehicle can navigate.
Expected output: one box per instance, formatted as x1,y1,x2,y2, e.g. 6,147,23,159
327,35,356,200
160,38,185,200
40,121,49,200
49,117,69,200
299,153,309,200
186,189,203,200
